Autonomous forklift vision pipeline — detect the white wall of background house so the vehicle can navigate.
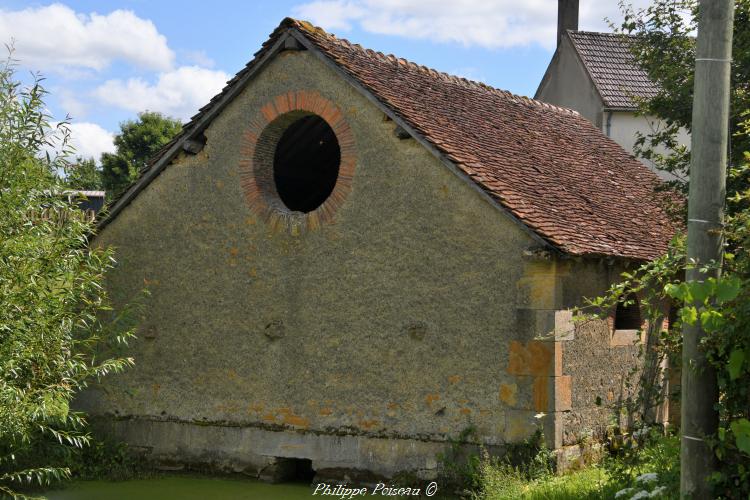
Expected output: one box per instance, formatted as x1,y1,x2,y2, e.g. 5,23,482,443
607,112,690,177
536,0,689,181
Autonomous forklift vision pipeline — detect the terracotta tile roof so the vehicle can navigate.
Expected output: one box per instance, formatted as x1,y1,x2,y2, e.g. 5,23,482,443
104,18,677,261
568,30,659,110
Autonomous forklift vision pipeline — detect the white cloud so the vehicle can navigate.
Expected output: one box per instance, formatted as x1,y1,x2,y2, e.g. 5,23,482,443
57,88,89,119
293,0,654,49
0,3,174,72
93,66,229,121
67,122,116,160
181,49,216,68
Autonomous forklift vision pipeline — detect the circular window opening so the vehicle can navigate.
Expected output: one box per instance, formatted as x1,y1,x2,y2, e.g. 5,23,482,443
273,115,340,213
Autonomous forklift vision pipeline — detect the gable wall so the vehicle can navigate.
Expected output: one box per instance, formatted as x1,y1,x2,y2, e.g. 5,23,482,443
535,36,604,127
82,49,546,467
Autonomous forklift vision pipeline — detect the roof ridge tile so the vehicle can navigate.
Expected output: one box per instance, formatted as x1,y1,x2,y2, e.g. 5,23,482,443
292,17,581,117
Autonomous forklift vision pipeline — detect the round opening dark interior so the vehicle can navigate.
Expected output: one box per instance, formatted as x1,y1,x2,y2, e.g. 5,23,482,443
273,115,340,213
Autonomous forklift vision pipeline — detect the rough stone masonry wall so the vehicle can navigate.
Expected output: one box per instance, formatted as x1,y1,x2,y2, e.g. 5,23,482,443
558,259,644,446
509,256,646,467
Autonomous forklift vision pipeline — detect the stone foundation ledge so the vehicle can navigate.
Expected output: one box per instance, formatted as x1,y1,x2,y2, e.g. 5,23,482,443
90,416,596,482
90,416,460,482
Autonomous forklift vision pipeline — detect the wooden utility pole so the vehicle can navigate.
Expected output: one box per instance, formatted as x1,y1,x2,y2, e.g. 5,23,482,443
681,0,734,497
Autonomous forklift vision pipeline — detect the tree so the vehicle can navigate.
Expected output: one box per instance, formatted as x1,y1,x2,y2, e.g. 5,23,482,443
65,157,103,191
617,0,750,193
0,57,136,496
101,111,182,198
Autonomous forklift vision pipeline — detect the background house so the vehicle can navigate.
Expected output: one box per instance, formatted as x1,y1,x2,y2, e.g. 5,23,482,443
66,190,106,220
78,18,676,482
536,0,690,180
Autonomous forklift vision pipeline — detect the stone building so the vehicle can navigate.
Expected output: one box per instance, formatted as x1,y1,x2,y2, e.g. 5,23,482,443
80,18,676,482
535,0,690,180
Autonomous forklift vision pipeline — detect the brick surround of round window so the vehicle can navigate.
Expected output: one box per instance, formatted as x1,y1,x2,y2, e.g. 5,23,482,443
238,91,356,233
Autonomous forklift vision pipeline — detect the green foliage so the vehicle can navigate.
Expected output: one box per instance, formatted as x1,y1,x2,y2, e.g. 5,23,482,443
584,3,750,495
64,157,102,191
730,419,750,456
474,431,678,499
604,427,680,499
437,426,483,492
67,439,146,481
467,431,557,499
476,465,617,500
100,111,181,197
616,0,750,195
727,349,744,380
500,430,555,481
0,56,137,497
583,231,750,495
438,428,555,495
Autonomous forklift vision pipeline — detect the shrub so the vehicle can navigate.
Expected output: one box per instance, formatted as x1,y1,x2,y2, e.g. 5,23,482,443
0,54,138,497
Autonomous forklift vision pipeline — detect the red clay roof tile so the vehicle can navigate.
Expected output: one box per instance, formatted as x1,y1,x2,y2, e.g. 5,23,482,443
568,31,660,110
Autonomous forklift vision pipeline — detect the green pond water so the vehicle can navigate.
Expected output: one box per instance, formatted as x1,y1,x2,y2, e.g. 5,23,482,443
45,476,315,500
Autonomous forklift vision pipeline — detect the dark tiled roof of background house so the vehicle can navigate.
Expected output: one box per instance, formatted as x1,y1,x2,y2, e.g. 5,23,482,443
102,18,677,261
567,30,660,110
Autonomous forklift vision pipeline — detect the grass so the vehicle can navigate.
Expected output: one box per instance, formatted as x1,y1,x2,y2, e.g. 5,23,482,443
478,463,619,499
474,430,679,500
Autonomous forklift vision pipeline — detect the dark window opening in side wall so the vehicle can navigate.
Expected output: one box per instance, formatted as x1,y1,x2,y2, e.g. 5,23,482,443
615,293,641,330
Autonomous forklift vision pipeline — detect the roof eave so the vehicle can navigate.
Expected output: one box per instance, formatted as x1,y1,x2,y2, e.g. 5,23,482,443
96,31,294,232
602,105,639,112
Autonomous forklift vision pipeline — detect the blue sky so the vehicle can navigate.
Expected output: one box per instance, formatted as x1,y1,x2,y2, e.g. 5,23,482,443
0,1,650,161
